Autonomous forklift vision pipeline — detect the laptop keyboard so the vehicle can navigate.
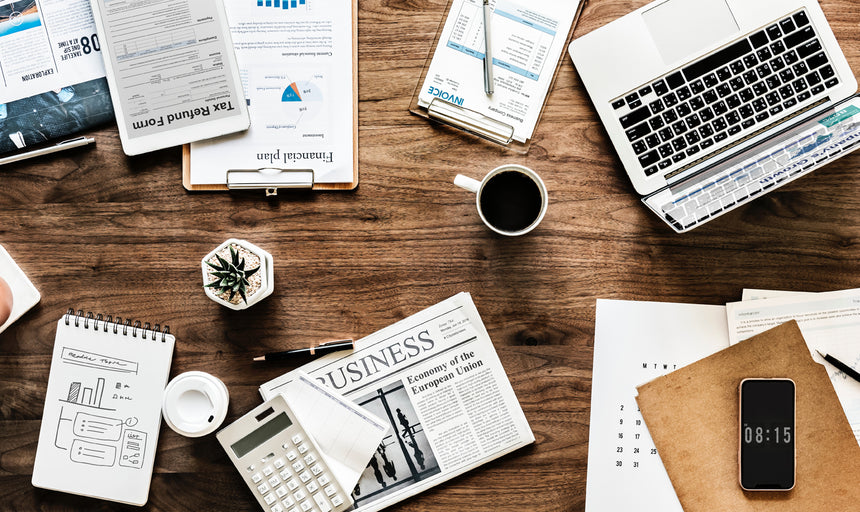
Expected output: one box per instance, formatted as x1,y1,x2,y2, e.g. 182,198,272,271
612,9,840,178
656,116,860,231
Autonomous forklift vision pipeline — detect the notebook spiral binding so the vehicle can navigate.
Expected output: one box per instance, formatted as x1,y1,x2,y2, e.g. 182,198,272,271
64,309,170,342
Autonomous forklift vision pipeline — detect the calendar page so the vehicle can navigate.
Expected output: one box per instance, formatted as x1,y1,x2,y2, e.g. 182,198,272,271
585,299,730,511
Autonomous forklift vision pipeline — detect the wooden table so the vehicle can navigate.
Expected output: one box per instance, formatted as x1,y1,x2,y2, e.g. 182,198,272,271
1,0,859,510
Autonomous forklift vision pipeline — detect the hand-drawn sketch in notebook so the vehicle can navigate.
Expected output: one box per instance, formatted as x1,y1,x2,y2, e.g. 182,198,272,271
32,310,175,506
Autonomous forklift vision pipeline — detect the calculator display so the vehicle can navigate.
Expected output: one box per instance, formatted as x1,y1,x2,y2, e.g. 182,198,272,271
231,412,293,458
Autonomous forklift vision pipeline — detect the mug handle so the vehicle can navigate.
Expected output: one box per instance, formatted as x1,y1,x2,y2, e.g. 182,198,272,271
454,174,481,194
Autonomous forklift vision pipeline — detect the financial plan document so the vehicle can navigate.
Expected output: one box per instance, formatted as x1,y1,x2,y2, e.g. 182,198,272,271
189,0,355,185
417,0,579,143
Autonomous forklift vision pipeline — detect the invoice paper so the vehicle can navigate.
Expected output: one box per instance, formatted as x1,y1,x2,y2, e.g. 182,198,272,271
417,0,579,143
190,0,355,185
282,372,389,491
727,288,860,445
587,299,730,512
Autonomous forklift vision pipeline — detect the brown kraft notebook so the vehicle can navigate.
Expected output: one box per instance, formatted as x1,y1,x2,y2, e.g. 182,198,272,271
636,320,860,510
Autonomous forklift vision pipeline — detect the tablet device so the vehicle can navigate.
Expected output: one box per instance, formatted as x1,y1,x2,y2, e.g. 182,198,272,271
89,0,249,155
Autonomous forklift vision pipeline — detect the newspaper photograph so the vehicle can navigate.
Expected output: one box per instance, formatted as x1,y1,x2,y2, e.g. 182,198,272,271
0,0,105,103
260,292,534,512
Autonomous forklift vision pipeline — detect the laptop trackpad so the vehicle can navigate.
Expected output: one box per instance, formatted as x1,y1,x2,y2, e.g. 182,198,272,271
643,0,739,65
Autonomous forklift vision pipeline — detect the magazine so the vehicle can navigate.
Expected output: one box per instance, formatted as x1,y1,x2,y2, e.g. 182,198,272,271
260,292,534,512
0,0,112,155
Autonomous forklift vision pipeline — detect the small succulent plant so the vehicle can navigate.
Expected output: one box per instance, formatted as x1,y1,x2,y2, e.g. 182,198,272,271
204,245,260,304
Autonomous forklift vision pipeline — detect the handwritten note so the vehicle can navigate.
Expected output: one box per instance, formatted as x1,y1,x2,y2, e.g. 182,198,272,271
61,347,139,374
32,316,174,505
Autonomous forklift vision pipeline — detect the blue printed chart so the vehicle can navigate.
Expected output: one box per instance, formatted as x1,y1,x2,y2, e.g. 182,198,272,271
256,0,310,10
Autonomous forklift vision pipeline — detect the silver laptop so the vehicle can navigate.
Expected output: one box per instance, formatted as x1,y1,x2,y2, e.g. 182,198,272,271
568,0,859,232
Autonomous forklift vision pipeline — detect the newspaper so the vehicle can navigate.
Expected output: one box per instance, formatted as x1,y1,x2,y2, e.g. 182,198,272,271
260,292,534,512
0,0,105,104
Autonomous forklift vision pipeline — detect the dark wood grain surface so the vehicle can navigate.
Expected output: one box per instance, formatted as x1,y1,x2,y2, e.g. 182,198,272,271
1,0,859,510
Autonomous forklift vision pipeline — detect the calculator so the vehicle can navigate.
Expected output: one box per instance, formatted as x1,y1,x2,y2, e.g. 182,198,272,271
216,395,353,512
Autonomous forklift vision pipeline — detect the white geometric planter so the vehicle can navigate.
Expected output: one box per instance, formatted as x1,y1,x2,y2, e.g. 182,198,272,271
201,239,274,310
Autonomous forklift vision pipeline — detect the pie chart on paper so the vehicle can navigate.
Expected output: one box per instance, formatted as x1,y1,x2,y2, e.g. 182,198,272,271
276,79,325,127
282,81,323,102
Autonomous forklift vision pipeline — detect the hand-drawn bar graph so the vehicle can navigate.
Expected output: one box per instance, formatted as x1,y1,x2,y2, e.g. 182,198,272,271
257,0,308,9
62,377,112,410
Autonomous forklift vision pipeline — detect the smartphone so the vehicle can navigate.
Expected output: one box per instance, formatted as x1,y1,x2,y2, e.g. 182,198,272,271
738,378,795,491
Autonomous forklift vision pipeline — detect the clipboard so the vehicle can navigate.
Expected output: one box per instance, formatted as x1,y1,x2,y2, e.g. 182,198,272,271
409,0,587,154
181,0,359,195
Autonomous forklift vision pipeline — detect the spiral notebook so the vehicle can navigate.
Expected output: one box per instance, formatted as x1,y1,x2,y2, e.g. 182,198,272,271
32,310,175,506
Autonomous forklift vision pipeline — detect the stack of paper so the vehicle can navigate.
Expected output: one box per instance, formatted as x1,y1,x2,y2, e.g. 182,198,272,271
586,289,860,511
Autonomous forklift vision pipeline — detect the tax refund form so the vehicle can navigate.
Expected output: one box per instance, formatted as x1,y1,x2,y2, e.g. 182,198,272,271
417,0,579,143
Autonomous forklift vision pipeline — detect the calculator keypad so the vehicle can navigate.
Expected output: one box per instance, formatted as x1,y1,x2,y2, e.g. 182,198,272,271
219,396,350,512
250,438,346,512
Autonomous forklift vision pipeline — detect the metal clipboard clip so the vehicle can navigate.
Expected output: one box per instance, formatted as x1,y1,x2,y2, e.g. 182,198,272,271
426,97,515,145
226,168,315,196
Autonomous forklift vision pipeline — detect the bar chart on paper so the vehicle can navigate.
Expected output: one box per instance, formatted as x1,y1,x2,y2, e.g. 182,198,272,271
60,377,115,411
256,0,311,10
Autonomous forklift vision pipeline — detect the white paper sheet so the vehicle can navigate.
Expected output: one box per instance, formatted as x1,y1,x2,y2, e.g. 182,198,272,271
417,0,579,143
727,288,860,445
586,299,730,512
282,372,389,491
740,289,817,301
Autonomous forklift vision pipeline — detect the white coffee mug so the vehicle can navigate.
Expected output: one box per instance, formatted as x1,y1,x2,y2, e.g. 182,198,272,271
454,164,548,236
162,371,229,437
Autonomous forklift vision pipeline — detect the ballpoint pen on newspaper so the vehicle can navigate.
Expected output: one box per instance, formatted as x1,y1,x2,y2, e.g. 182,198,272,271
816,350,860,384
253,339,355,362
0,136,95,167
482,0,494,95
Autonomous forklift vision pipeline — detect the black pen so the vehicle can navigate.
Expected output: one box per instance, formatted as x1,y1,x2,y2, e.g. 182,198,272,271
253,339,354,362
816,350,860,384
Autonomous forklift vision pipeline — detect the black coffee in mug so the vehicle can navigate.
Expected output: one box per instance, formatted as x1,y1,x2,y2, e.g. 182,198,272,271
479,171,543,232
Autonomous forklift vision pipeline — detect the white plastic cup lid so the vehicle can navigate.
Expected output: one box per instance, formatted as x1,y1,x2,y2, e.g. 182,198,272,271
162,371,229,437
